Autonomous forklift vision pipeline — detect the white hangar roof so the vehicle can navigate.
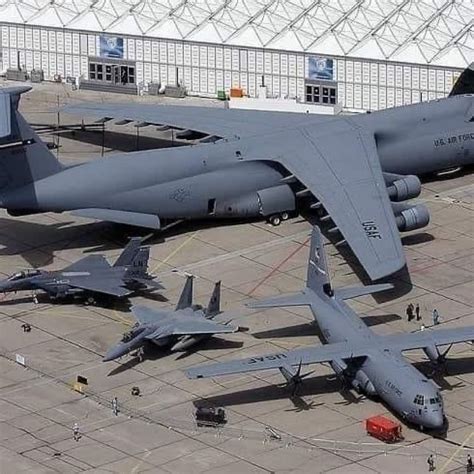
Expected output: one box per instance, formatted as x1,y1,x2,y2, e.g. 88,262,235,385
1,0,473,67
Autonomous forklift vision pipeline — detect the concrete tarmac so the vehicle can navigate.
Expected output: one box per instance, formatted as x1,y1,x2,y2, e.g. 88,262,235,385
0,81,472,473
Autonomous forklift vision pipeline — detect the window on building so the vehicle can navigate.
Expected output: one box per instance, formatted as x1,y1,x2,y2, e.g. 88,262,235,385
89,63,96,80
305,83,336,105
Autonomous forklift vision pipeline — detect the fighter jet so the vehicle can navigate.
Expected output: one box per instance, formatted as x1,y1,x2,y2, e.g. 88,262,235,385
0,237,161,302
103,276,238,361
186,227,474,431
0,65,472,280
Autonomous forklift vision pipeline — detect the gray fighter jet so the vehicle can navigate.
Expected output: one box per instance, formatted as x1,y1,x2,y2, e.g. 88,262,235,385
186,227,474,431
103,276,238,361
0,237,161,301
0,65,473,280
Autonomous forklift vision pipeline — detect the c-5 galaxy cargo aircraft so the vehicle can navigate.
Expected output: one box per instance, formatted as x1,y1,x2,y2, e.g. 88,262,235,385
103,276,238,361
186,227,474,431
0,65,472,279
0,237,161,301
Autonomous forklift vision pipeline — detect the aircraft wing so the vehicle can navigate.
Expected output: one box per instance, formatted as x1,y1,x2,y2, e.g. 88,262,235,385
62,255,111,272
383,326,474,352
65,277,131,297
269,123,404,280
63,103,329,140
131,305,172,324
186,342,368,379
166,318,237,336
147,320,237,340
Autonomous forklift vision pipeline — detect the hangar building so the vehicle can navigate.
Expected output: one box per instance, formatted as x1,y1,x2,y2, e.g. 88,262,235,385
0,0,472,111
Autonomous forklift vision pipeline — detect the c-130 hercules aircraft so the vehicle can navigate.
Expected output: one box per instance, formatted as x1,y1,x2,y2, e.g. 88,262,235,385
187,227,474,431
0,65,472,280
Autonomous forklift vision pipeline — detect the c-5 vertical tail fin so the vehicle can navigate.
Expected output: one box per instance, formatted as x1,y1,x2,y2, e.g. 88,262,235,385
0,86,63,191
205,281,221,318
449,63,473,97
176,275,193,310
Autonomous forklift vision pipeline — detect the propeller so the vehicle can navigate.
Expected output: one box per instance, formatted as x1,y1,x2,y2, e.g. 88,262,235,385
437,344,453,364
423,344,453,376
289,359,315,397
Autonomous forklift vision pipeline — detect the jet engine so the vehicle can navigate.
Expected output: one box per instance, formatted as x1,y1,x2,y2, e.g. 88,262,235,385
213,184,296,218
386,175,421,201
392,203,430,232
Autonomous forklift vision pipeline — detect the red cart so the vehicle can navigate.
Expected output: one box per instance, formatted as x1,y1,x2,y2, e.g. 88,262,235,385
365,415,403,443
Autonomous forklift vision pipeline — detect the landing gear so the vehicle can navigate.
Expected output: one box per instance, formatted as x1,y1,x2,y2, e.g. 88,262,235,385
84,296,96,306
269,215,281,226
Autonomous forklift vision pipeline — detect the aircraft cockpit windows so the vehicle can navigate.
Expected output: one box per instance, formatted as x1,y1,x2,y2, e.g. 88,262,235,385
121,332,133,342
8,272,25,281
414,394,425,405
8,270,40,281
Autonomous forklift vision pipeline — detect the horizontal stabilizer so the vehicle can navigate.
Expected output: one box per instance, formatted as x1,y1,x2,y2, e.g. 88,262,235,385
335,283,393,300
247,291,311,309
71,209,161,229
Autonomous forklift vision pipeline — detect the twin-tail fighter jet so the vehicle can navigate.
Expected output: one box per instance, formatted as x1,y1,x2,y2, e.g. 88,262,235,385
0,237,161,302
186,227,474,431
0,65,472,280
103,276,238,361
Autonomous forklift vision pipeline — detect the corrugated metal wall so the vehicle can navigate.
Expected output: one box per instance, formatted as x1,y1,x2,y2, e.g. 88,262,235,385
1,24,460,111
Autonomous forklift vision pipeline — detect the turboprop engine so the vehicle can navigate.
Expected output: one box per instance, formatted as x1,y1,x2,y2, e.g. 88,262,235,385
330,359,377,396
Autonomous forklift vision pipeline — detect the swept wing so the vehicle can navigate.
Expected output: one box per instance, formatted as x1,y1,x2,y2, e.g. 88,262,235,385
131,305,237,339
270,123,404,280
66,106,405,279
62,255,111,272
64,277,131,297
63,103,329,140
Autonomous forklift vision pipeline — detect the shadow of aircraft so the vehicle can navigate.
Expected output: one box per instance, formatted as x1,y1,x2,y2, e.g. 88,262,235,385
108,337,243,375
252,314,401,340
58,128,187,153
193,373,341,408
0,215,262,268
174,338,244,360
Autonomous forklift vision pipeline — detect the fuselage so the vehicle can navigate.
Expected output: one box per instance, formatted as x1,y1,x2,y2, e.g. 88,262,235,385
2,95,473,223
308,292,444,430
0,267,130,299
103,309,214,361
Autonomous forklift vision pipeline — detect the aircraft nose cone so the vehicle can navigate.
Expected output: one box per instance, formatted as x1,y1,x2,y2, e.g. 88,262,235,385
103,345,127,362
424,411,445,431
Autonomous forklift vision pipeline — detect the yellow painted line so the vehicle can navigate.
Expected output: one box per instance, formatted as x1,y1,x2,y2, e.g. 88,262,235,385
439,430,473,473
151,231,199,273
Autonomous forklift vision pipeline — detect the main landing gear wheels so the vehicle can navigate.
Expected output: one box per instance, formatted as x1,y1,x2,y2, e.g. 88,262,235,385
268,212,290,226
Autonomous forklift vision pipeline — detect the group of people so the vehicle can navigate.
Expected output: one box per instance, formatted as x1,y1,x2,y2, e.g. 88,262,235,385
73,397,120,442
406,303,441,327
427,453,472,472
